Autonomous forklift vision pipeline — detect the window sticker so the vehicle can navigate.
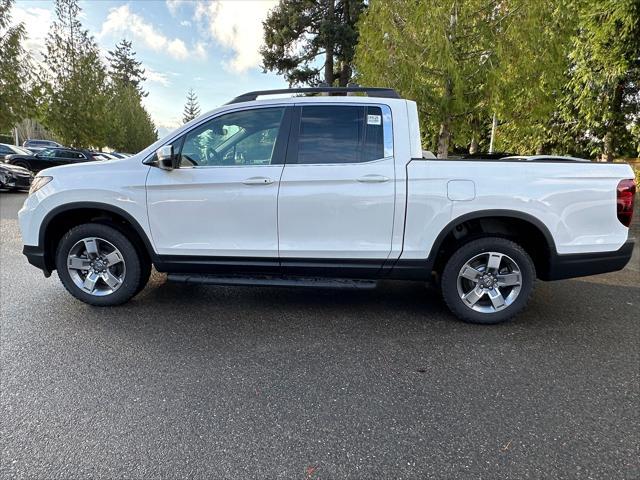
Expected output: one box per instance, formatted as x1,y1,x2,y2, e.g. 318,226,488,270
367,114,382,126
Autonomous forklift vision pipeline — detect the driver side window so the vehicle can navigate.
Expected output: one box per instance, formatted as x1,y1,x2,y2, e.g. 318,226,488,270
179,107,285,167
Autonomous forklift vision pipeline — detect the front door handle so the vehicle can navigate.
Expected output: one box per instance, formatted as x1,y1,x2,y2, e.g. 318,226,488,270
242,177,274,185
357,174,390,183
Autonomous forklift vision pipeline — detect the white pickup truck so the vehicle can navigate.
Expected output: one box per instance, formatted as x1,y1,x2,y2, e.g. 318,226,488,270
19,87,636,324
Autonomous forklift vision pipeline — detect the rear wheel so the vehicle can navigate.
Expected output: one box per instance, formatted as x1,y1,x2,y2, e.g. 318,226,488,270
55,223,142,306
441,237,535,324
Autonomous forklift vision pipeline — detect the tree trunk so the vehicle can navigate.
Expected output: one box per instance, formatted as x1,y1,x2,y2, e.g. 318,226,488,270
535,144,544,155
339,62,351,86
437,119,451,158
469,116,479,154
489,112,497,153
324,0,335,86
437,78,453,158
469,136,478,155
602,131,613,162
602,80,624,162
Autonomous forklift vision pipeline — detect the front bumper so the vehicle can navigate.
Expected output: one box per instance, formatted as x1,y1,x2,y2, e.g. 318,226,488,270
1,174,32,189
545,240,635,280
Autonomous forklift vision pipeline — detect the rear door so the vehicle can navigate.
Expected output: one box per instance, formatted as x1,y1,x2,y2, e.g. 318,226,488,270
277,103,396,270
54,149,88,165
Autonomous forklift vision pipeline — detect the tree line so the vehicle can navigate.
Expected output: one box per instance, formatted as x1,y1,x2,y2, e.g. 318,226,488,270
0,0,157,152
261,0,640,160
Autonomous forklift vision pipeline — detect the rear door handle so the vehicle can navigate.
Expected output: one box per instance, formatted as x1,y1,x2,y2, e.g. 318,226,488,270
357,174,390,183
242,177,274,185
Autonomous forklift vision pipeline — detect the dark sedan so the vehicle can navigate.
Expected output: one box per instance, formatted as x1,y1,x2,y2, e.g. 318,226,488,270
3,148,104,173
0,163,33,191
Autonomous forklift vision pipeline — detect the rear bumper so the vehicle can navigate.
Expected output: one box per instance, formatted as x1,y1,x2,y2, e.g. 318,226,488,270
545,240,635,280
23,245,51,277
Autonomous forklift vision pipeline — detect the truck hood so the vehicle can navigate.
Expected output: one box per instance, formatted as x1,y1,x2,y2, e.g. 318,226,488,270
36,157,129,177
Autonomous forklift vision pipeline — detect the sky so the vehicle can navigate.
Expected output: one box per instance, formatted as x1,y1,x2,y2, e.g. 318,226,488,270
12,0,289,138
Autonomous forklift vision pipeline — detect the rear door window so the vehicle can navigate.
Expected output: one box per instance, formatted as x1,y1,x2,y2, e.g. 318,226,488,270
295,105,387,164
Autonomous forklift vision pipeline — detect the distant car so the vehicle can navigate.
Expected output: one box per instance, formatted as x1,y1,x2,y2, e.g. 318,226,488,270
501,155,590,163
0,163,32,191
110,152,133,158
0,143,34,160
22,139,63,153
90,151,118,160
5,147,104,172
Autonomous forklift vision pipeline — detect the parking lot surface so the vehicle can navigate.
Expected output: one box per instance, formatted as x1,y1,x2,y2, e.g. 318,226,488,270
1,191,639,479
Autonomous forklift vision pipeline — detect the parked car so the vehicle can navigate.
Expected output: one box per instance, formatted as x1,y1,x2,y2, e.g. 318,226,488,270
5,147,104,172
110,152,133,158
0,143,35,160
18,86,636,324
90,151,119,160
0,163,32,191
22,139,63,153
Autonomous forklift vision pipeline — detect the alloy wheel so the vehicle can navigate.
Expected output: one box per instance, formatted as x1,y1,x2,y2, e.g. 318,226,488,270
456,251,522,314
66,237,126,296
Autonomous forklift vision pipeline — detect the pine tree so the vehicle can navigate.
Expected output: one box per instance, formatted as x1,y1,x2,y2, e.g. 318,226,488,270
566,0,640,161
355,0,581,157
41,0,108,147
355,0,500,157
261,0,366,86
182,88,201,124
107,39,147,97
0,0,33,132
104,38,156,152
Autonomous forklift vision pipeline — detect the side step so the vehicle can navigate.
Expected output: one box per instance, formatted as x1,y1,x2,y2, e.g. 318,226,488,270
167,273,378,290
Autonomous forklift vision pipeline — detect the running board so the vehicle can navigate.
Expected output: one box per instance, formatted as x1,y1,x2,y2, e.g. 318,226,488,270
167,273,378,290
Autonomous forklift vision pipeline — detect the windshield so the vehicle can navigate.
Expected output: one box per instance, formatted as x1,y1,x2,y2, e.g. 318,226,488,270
13,146,32,155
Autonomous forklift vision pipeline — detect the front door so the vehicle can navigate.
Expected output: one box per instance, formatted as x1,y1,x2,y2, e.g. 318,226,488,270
146,106,291,259
277,104,396,271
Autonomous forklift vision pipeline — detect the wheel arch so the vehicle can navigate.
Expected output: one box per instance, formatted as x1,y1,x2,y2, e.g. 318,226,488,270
39,202,156,272
428,209,557,280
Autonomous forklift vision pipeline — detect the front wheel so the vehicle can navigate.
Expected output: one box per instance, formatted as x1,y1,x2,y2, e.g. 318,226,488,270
12,161,30,170
441,237,535,324
55,223,142,306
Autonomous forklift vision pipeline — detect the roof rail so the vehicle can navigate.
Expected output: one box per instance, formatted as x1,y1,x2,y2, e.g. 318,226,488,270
226,86,401,105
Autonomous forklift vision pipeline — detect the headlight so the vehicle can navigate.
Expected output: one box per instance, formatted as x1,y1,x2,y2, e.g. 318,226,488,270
29,176,53,195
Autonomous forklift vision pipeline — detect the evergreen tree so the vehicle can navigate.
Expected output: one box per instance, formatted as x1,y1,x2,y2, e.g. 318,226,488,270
355,0,583,158
104,38,156,152
41,0,108,147
355,0,500,157
107,39,147,97
490,0,578,155
566,0,640,161
182,88,201,124
104,82,157,153
0,0,33,133
261,0,366,86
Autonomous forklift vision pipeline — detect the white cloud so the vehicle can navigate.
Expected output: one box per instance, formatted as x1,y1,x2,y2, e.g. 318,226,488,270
194,0,278,73
180,20,192,27
145,68,171,87
10,6,53,60
166,0,189,16
99,5,203,61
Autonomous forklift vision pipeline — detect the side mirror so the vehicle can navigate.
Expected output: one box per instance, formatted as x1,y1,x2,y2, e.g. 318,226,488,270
156,145,178,170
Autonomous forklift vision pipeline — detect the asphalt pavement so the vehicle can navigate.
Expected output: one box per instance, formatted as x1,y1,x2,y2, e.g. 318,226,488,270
1,191,639,479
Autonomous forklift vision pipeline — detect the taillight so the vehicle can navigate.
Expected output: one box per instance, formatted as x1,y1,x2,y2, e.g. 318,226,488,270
617,179,636,227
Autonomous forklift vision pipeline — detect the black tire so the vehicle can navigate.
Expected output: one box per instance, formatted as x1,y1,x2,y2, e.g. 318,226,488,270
12,161,30,170
134,259,152,295
441,237,535,324
55,223,142,306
